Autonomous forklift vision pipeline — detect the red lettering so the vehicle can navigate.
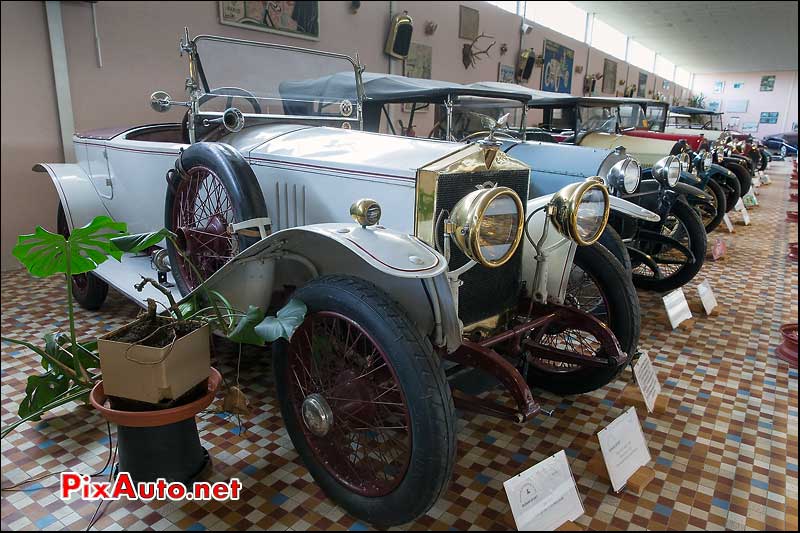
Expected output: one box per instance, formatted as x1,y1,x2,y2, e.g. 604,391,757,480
111,473,137,500
156,478,168,499
211,483,228,500
166,483,185,500
90,482,111,499
60,473,81,499
194,483,211,500
229,479,242,500
138,481,155,501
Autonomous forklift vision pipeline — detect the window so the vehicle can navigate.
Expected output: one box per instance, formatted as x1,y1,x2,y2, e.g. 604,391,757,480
591,18,626,59
655,56,675,81
675,67,691,88
487,1,519,15
531,2,587,42
626,39,655,72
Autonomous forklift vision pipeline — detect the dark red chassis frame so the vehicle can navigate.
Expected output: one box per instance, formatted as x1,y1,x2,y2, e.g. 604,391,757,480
442,301,626,422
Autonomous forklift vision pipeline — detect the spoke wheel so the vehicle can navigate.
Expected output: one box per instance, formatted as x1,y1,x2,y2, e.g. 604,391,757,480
285,311,412,497
170,166,236,291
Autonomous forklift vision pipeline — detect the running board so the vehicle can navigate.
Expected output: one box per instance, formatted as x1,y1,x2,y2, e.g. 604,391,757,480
92,253,182,310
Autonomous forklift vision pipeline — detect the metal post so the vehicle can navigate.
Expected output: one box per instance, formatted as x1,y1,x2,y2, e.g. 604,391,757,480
45,1,76,163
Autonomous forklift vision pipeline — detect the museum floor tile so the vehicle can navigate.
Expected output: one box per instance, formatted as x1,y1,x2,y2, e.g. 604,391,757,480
1,160,797,531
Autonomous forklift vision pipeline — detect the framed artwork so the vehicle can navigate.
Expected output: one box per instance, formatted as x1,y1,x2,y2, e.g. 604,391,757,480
733,82,744,89
541,39,575,94
706,99,721,113
459,5,479,40
760,75,776,91
219,1,320,41
759,112,779,124
713,81,724,93
404,43,432,79
637,72,648,98
741,122,759,133
726,99,748,113
602,59,617,94
498,63,515,83
662,79,671,91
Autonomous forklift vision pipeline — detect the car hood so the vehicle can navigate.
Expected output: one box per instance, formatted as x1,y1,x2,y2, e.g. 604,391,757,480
579,132,675,168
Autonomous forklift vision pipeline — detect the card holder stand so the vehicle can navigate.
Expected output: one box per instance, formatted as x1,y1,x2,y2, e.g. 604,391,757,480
619,383,668,414
585,454,655,497
689,295,719,317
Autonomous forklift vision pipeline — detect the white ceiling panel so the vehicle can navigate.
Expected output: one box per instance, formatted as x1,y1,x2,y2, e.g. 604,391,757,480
573,1,798,73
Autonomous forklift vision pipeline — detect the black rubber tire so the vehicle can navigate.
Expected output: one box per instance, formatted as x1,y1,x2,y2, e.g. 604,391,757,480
700,178,726,233
526,243,638,395
164,142,268,296
596,225,632,275
712,171,740,213
723,160,752,197
56,203,109,310
272,275,456,526
632,200,708,292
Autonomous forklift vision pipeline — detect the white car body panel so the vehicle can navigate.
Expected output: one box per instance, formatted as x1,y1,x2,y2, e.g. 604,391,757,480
580,132,676,168
664,126,724,141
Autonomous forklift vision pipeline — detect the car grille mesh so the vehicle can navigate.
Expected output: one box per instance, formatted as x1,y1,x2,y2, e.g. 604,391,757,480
435,170,529,325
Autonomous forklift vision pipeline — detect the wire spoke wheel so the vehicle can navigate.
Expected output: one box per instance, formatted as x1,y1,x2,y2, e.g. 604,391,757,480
170,166,237,290
285,311,412,497
631,213,692,279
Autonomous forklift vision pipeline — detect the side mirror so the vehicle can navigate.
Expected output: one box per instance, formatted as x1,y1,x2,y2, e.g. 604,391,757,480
150,91,173,113
222,107,244,133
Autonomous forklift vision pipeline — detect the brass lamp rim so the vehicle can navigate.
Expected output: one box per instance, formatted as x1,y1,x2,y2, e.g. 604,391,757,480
568,178,610,246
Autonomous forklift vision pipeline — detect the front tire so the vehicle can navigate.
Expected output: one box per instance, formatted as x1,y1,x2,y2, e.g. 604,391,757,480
273,275,456,526
525,243,639,395
631,200,708,292
700,178,726,233
596,225,632,275
57,203,108,310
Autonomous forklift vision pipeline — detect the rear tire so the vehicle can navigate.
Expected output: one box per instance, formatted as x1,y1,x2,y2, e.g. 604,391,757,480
57,203,108,310
273,275,456,526
526,243,639,395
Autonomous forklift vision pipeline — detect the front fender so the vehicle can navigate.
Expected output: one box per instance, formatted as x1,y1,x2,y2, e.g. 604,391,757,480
33,163,110,231
198,223,459,351
704,164,739,193
678,170,702,187
674,181,712,205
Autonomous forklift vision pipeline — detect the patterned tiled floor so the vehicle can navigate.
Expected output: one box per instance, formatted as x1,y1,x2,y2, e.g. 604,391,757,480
1,161,797,531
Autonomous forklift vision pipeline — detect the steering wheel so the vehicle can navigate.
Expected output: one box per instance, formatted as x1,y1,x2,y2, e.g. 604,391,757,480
702,120,713,130
181,87,263,143
459,129,522,142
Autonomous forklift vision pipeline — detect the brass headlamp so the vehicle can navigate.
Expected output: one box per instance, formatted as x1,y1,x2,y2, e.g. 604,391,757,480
548,177,610,246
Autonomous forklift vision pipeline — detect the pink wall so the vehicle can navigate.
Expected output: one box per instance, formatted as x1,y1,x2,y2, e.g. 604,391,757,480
0,0,694,269
692,70,798,137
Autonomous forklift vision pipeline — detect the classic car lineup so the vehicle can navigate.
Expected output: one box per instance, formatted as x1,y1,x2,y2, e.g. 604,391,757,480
19,28,786,528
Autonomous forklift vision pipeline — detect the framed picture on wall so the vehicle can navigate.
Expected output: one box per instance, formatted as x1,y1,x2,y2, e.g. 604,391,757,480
459,5,479,40
498,63,515,83
760,75,776,91
602,59,617,94
741,122,759,133
713,81,724,93
759,112,779,124
637,72,647,98
662,79,671,91
733,82,744,89
404,43,432,80
706,99,721,113
219,1,320,40
541,39,575,94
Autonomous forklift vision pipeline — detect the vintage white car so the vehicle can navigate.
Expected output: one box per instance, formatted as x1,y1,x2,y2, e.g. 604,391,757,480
38,32,630,525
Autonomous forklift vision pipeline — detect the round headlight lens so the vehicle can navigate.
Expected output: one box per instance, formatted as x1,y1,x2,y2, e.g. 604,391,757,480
477,194,521,263
350,199,382,227
703,151,714,170
449,186,524,267
667,159,681,186
575,187,607,242
623,159,641,193
678,152,691,172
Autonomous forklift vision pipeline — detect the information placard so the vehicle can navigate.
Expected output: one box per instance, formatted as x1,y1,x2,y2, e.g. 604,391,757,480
662,288,692,329
597,407,651,492
711,237,727,261
503,450,584,531
697,280,718,315
633,351,661,413
741,206,751,225
723,213,735,233
734,197,745,211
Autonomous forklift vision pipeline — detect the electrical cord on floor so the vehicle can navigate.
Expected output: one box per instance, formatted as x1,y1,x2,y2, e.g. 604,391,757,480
85,440,119,531
1,420,115,492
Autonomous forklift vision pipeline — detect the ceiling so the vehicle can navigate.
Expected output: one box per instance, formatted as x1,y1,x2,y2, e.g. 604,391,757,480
572,1,798,73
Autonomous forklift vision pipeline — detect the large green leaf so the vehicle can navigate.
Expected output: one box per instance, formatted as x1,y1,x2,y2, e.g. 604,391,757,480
228,305,266,345
18,373,70,420
254,299,307,343
12,216,127,277
111,229,176,254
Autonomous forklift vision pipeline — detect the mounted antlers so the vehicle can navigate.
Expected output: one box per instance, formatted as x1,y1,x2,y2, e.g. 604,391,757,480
462,33,496,69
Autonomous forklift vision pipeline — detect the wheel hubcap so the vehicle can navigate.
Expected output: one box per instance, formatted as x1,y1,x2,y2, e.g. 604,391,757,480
301,393,334,437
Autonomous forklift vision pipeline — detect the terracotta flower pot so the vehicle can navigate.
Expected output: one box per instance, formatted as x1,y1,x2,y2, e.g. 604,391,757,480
90,367,221,483
789,242,798,261
776,324,798,368
787,211,798,223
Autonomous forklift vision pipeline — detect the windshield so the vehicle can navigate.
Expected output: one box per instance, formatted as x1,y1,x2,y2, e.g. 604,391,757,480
577,105,619,134
447,98,525,140
193,35,360,124
667,112,723,131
